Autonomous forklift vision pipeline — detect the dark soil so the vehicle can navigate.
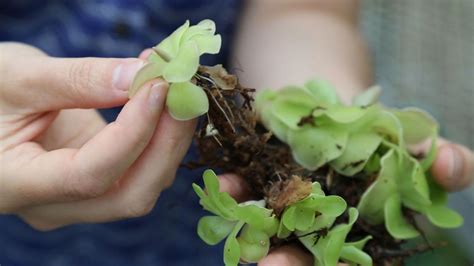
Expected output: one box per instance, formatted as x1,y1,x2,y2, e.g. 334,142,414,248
190,65,435,265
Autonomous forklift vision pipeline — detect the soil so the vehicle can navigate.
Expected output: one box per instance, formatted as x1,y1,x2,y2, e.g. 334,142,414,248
190,65,436,265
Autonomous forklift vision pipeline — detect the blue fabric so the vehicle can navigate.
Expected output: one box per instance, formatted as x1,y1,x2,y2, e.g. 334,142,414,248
0,1,241,265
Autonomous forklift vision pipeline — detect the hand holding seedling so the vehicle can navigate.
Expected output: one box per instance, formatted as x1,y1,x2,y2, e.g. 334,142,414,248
0,43,196,230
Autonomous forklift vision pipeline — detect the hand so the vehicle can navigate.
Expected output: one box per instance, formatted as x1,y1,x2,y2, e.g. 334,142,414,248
0,43,196,230
217,139,474,265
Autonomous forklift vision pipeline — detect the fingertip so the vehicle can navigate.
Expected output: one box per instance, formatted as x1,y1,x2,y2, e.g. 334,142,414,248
431,143,474,191
218,174,253,202
258,245,313,266
138,48,154,60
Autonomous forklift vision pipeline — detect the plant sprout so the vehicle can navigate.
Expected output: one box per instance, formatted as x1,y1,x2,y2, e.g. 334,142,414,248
193,170,372,266
129,20,221,120
255,80,463,239
193,170,278,265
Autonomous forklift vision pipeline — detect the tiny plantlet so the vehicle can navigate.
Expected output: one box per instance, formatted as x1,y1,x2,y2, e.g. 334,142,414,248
140,20,464,266
129,20,221,120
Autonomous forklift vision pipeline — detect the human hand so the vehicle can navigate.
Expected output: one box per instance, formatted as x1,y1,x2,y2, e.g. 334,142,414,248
0,43,196,230
217,139,473,265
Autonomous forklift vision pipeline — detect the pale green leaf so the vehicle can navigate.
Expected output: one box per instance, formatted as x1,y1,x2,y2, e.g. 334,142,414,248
340,246,373,266
345,235,373,250
330,132,382,176
166,82,209,120
384,194,420,239
154,20,190,59
224,236,240,266
288,126,348,170
426,205,463,228
357,150,398,224
162,42,200,82
272,99,314,129
392,108,438,144
304,79,340,104
128,62,164,97
197,216,236,245
352,85,381,107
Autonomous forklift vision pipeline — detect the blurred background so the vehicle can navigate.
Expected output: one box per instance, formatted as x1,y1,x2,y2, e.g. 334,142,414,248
0,0,472,265
361,0,473,264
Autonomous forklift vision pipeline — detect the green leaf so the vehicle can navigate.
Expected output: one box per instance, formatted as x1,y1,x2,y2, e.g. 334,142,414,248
238,237,270,263
271,99,313,129
224,236,241,266
224,221,244,266
420,134,437,171
238,224,271,263
340,246,373,266
259,101,290,142
357,150,398,224
162,42,200,82
369,111,404,146
322,208,359,266
397,156,431,211
424,180,463,228
304,79,340,104
262,216,279,236
345,235,373,250
281,206,297,230
235,204,269,230
288,126,348,170
426,205,463,228
193,35,222,55
384,194,420,239
352,85,381,107
315,196,348,217
128,62,164,97
294,207,316,231
166,82,209,120
193,170,238,220
392,108,438,144
197,216,236,245
330,132,382,176
318,106,370,124
154,20,190,59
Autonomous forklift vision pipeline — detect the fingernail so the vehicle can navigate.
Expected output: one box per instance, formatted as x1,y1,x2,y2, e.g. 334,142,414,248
148,81,168,112
112,59,144,91
447,146,464,181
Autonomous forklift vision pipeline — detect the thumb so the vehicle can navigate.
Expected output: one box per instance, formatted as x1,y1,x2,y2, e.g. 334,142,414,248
430,142,474,191
2,55,144,112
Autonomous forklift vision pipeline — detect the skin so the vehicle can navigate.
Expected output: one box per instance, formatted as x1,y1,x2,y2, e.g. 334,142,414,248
0,0,472,264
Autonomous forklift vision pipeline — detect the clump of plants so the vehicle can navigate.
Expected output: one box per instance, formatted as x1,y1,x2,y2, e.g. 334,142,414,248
131,20,464,266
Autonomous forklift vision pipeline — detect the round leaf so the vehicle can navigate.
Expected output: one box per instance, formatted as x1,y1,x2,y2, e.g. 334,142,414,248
288,126,348,170
166,82,209,120
330,132,382,176
384,194,420,239
198,216,236,245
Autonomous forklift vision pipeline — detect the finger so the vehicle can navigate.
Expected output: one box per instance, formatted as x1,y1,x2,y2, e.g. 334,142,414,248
19,111,197,230
218,174,254,202
1,79,168,211
35,109,106,150
430,142,474,191
258,245,313,266
2,56,144,112
138,48,153,60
